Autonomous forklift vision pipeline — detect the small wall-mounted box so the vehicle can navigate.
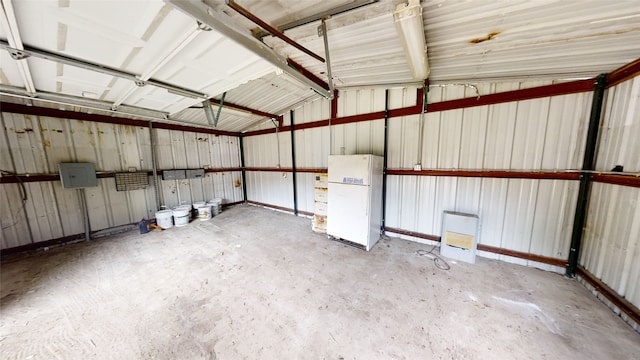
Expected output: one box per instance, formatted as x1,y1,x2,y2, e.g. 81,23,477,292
186,169,205,179
162,169,186,180
58,162,98,188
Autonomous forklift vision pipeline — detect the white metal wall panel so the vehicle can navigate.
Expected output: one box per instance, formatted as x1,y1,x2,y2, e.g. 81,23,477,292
385,176,577,271
295,127,330,169
331,120,385,157
597,77,640,173
295,173,316,215
291,97,331,125
155,129,241,208
581,183,640,310
337,88,386,117
246,171,293,210
244,132,291,168
1,112,241,249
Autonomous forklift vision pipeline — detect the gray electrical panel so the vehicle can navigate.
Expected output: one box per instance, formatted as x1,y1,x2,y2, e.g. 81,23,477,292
441,211,479,264
163,169,186,180
59,163,98,188
186,169,205,179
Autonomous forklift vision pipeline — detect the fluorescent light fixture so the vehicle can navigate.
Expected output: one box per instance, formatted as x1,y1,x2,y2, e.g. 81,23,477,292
394,0,430,80
202,99,216,125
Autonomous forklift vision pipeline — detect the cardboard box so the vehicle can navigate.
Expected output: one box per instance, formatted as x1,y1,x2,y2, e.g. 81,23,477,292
312,215,327,233
314,201,328,216
314,173,328,189
314,187,328,203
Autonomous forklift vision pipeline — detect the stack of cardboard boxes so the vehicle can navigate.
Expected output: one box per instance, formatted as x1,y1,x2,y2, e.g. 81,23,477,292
312,173,328,233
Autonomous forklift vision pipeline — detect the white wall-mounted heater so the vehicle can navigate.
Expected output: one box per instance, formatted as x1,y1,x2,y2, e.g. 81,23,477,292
441,211,479,264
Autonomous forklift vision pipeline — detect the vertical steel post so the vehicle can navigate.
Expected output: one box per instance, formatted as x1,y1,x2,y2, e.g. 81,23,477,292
290,110,298,216
239,134,248,203
566,73,607,277
381,89,390,234
149,121,160,211
79,188,91,241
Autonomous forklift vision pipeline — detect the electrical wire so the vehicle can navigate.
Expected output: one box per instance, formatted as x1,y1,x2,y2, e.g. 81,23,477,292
1,169,28,230
416,244,450,271
380,233,450,271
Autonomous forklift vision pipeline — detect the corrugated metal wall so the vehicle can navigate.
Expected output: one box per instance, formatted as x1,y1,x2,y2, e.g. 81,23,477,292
246,81,594,272
154,129,243,207
244,131,293,209
580,77,640,321
0,112,241,250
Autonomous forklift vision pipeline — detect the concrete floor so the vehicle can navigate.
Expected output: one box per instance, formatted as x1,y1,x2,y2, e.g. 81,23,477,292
1,205,638,359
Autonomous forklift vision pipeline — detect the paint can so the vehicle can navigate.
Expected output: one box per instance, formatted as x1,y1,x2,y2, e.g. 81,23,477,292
155,210,174,229
196,203,212,221
172,205,191,227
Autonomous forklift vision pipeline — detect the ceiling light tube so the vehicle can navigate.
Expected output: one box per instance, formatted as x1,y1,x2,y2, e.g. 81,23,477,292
394,0,430,80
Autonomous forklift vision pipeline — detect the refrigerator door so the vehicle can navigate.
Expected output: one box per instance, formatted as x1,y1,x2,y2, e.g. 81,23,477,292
328,155,372,186
327,183,371,246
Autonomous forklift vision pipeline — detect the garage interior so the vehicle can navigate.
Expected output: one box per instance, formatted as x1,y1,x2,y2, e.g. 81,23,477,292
1,0,639,358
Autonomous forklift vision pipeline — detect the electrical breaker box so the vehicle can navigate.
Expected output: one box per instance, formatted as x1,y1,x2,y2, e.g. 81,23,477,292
186,169,205,179
163,169,186,180
441,211,479,264
58,163,98,188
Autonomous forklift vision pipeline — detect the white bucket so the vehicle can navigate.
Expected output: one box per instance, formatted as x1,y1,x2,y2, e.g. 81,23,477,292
210,198,222,215
155,210,174,229
196,204,212,221
173,205,191,227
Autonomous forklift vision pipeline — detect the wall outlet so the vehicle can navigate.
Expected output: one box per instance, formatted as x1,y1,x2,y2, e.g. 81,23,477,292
414,164,422,171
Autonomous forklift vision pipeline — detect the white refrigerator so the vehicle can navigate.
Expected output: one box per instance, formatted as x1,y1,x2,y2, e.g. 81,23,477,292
327,154,383,251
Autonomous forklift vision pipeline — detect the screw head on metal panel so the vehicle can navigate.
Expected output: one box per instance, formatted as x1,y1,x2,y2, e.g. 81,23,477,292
134,80,146,87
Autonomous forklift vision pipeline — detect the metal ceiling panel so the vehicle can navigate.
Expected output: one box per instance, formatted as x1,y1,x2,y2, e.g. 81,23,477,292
423,0,640,81
2,0,639,129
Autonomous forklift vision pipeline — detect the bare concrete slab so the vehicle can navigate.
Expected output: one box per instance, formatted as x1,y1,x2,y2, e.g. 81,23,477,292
1,205,638,359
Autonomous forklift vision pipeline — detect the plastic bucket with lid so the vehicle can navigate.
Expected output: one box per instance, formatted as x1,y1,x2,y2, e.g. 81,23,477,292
155,210,174,229
172,205,191,227
208,198,222,215
196,203,212,221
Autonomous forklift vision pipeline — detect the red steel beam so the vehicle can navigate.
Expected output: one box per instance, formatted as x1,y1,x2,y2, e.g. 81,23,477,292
592,174,640,188
226,0,325,63
331,90,339,119
209,98,278,119
0,102,239,136
0,168,242,184
577,265,640,325
477,244,567,267
386,169,581,180
384,227,566,267
607,57,640,88
244,167,327,173
427,79,594,113
245,167,292,172
243,79,588,137
296,168,328,173
287,58,331,92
